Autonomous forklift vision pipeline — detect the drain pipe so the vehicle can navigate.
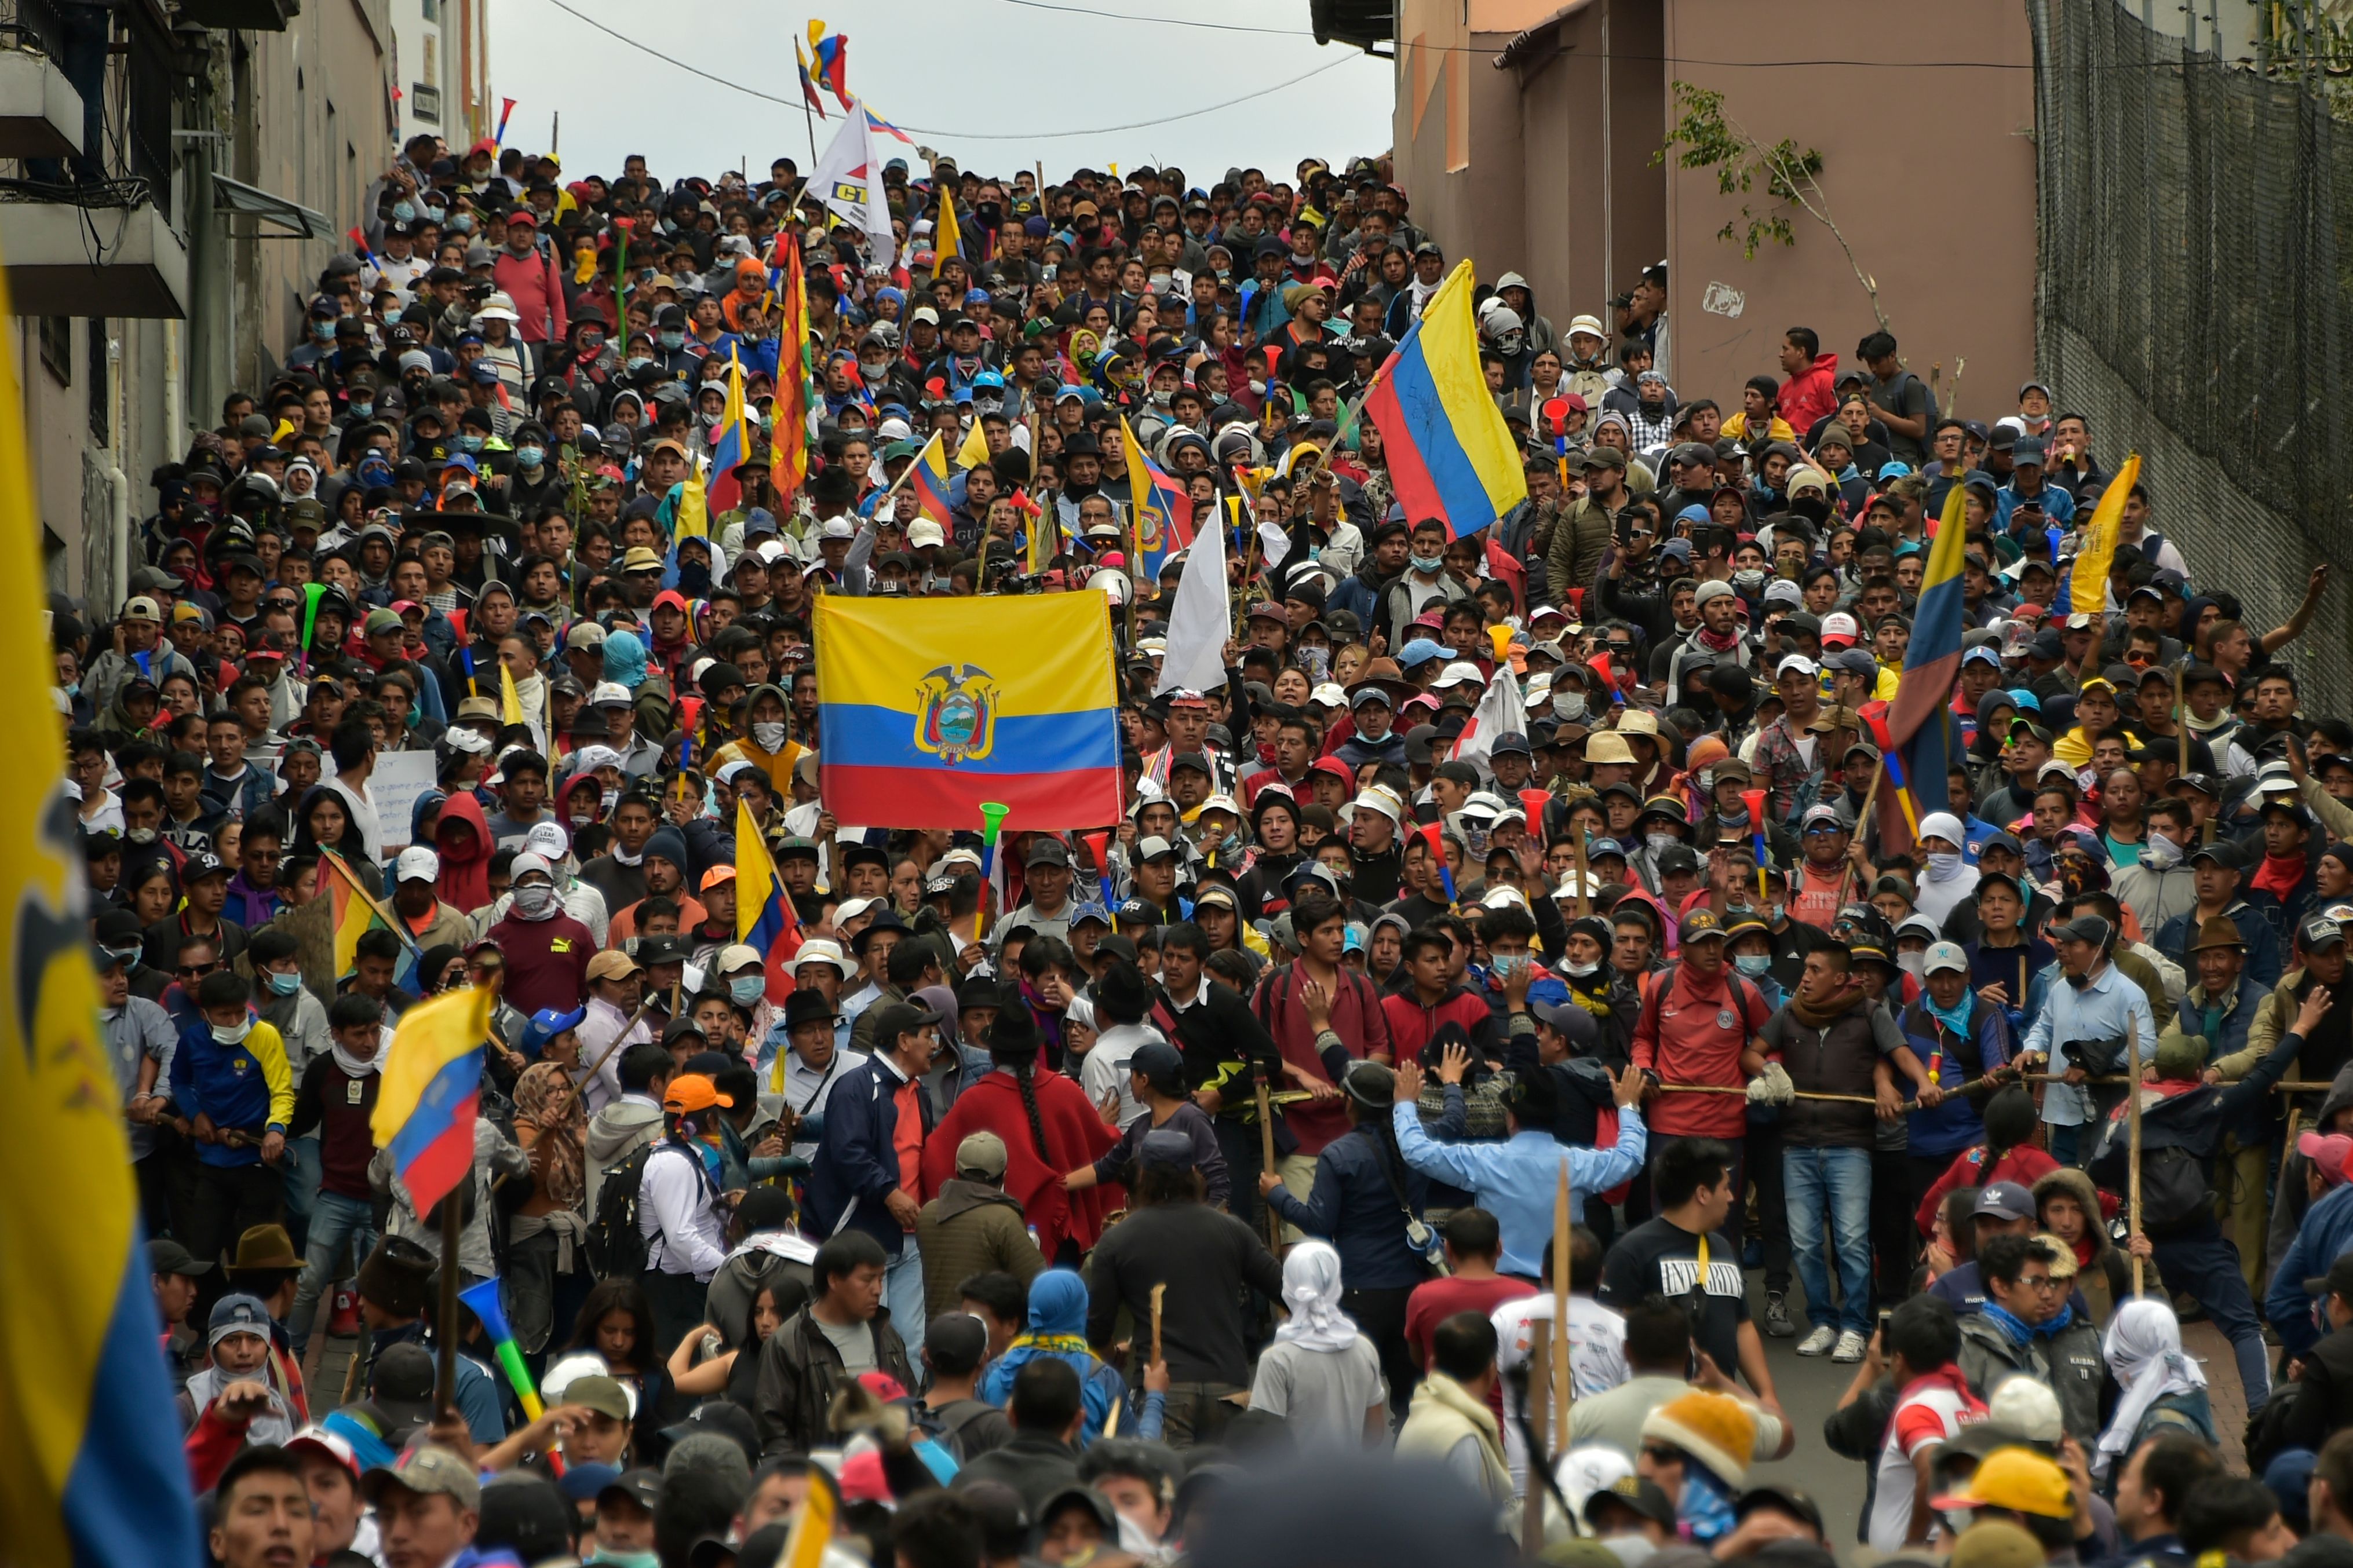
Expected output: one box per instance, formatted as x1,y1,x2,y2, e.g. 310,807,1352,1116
107,328,128,607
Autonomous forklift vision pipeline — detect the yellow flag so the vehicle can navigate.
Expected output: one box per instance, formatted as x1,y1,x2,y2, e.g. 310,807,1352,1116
955,417,990,471
674,460,710,542
933,195,960,280
2063,452,2140,616
500,658,526,728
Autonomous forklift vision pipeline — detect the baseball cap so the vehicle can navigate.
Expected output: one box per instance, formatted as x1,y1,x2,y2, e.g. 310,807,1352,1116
1929,1446,2073,1521
585,949,643,984
663,1074,736,1114
2299,1131,2353,1190
1922,941,1969,977
2304,914,2349,952
393,845,440,883
866,1000,943,1048
1974,1181,2037,1223
363,1444,483,1512
149,1238,215,1278
955,1130,1009,1179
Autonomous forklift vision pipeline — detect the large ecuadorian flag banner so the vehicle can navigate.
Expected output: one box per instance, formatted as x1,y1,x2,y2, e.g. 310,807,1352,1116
813,594,1123,828
0,279,200,1559
1365,259,1529,538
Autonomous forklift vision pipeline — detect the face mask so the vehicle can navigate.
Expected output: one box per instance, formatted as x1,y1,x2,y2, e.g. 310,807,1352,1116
1410,553,1444,575
212,1018,253,1046
515,445,544,469
1769,901,1786,924
450,215,475,234
590,1553,661,1568
600,788,620,813
1734,954,1772,978
571,805,595,825
1925,851,1965,882
2143,833,2181,871
458,434,484,454
626,356,653,374
730,976,766,1006
311,320,335,340
268,970,303,997
581,333,605,352
659,331,685,350
1566,960,1602,981
513,883,557,918
421,204,444,224
392,201,416,224
1645,832,1679,856
127,827,157,846
1898,951,1928,981
1553,693,1588,723
350,401,374,421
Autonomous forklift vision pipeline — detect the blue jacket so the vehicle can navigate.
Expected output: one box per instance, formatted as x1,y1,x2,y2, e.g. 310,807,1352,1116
2179,978,2271,1141
1898,995,2018,1161
2154,897,2286,990
1394,1092,1646,1277
1267,1121,1432,1291
977,1271,1128,1444
804,1052,936,1257
167,1015,293,1169
2269,1180,2353,1357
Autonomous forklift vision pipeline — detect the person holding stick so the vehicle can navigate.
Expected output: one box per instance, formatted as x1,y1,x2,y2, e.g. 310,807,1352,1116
2020,913,2159,1168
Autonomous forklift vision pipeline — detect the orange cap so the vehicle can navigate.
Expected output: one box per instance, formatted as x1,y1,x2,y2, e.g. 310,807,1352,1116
663,1074,735,1114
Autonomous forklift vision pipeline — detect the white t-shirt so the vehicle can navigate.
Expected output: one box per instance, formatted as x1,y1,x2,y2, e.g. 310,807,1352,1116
1081,1022,1165,1128
1492,1295,1628,1492
1867,1374,1985,1553
1248,1335,1387,1451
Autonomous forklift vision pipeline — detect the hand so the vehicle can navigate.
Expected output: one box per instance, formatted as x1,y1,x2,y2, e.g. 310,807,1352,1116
1916,1080,1946,1110
1875,1081,1904,1122
2310,564,2330,604
192,1112,218,1146
815,810,839,840
1144,1357,1171,1394
2289,1357,2310,1384
1437,1042,1471,1087
1613,1063,1646,1109
260,1130,285,1165
884,1189,922,1229
1500,956,1533,1008
2056,1435,2095,1509
1692,1350,1739,1394
1298,977,1333,1031
753,1132,785,1158
126,1095,162,1127
2062,1065,2088,1086
1257,1169,1284,1199
1393,1058,1426,1103
2202,1066,2223,1085
1194,1085,1223,1114
2299,986,2334,1037
2128,1232,2155,1259
1097,1089,1122,1126
1710,1510,1812,1561
214,1379,275,1424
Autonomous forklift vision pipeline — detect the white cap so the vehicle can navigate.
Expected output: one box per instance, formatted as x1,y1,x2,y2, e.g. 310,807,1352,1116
523,821,570,862
572,745,625,773
1567,313,1607,339
757,538,792,565
820,517,856,540
907,521,946,549
1350,786,1404,823
792,937,858,978
1923,940,1970,977
833,896,880,924
1775,654,1819,679
939,846,982,872
1430,660,1486,690
1309,682,1347,708
1821,611,1860,643
1196,793,1242,818
393,846,440,883
716,943,763,973
1918,811,1966,849
590,681,634,708
1480,885,1529,911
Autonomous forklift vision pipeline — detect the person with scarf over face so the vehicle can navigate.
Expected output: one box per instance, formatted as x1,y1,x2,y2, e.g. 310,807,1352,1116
1912,813,1982,929
921,1002,1119,1264
978,1269,1128,1444
508,1059,589,1359
603,625,652,695
709,683,805,799
432,789,495,917
1248,1240,1391,1450
2093,1297,2215,1486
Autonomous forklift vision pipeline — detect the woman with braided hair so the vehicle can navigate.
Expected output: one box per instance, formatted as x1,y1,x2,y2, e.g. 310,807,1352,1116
921,986,1119,1264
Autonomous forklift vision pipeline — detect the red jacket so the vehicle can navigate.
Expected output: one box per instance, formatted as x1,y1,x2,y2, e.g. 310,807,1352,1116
921,1069,1119,1258
1914,1143,2061,1237
1781,350,1840,436
1630,963,1771,1139
493,246,568,345
1381,984,1501,1067
1253,961,1394,1155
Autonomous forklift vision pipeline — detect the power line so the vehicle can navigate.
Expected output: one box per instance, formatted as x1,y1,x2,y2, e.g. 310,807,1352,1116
530,0,1372,138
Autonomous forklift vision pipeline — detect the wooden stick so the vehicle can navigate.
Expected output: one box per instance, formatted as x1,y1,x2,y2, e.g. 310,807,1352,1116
1150,1282,1166,1366
1852,756,1888,854
1552,1163,1572,1443
2128,1063,2146,1295
1572,819,1591,919
541,995,662,1125
1523,1333,1551,1550
1255,1070,1283,1256
435,1196,462,1417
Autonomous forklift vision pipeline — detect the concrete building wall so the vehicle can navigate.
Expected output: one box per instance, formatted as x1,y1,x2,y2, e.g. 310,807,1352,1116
1659,0,2038,412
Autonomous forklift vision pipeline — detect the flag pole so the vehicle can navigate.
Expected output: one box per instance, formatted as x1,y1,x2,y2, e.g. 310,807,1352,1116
435,1196,462,1417
325,850,427,960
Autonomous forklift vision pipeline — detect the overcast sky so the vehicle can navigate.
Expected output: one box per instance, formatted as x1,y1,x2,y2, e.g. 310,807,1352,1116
487,0,1396,189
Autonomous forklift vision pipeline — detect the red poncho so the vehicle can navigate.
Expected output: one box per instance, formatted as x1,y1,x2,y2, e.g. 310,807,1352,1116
922,1069,1120,1259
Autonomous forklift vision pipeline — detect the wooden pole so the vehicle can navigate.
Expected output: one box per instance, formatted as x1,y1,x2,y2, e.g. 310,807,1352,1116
1523,1333,1551,1550
2127,1063,2146,1295
1852,756,1888,853
435,1197,462,1417
1552,1163,1573,1443
1150,1282,1166,1366
541,994,662,1124
1255,1069,1283,1255
1572,819,1591,919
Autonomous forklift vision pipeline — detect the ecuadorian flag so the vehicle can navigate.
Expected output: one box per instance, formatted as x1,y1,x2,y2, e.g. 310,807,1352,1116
323,849,418,992
908,432,954,528
705,350,750,514
813,594,1122,827
1365,260,1529,538
371,984,494,1216
737,800,805,1003
1121,415,1193,581
1878,482,1972,854
0,280,198,1564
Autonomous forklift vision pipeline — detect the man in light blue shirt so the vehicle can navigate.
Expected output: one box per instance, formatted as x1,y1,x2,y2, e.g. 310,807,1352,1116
1392,1051,1647,1280
2022,913,2158,1164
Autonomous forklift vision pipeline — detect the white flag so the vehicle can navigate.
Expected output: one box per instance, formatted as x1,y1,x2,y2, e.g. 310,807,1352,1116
1155,513,1229,697
1450,664,1527,776
808,98,896,271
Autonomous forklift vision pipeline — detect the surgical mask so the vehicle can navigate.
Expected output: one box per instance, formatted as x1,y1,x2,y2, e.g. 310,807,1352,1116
601,788,620,812
450,214,475,234
127,827,157,846
311,320,335,340
1410,554,1444,575
350,401,374,422
1734,954,1772,978
626,355,654,374
458,434,484,453
1898,951,1928,981
1768,901,1786,924
1565,960,1602,981
392,201,417,224
212,1018,253,1046
589,1553,660,1568
1552,693,1587,722
513,883,557,918
2143,833,2181,871
659,331,685,350
1645,832,1679,856
730,976,765,1006
515,445,544,469
267,970,303,997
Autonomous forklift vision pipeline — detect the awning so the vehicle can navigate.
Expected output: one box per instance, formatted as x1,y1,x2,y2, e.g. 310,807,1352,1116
212,173,333,238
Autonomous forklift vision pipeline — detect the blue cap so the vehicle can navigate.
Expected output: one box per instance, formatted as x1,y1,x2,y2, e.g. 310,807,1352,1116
1396,638,1447,669
468,361,501,383
2006,687,2042,712
557,1460,623,1504
439,452,480,476
1586,837,1628,860
1068,901,1111,927
1961,645,2004,668
1877,460,1914,480
523,1006,586,1055
208,1293,272,1346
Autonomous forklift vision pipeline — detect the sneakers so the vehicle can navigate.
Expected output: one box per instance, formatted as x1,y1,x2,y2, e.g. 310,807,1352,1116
1764,1292,1796,1337
1796,1325,1837,1356
1832,1329,1870,1362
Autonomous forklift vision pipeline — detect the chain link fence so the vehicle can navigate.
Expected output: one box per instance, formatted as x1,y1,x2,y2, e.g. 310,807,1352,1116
2031,0,2351,696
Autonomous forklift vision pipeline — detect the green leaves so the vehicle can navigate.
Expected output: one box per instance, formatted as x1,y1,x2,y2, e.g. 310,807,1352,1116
1659,82,1824,261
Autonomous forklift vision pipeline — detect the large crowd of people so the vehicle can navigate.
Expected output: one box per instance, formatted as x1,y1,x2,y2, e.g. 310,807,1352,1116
84,122,2353,1568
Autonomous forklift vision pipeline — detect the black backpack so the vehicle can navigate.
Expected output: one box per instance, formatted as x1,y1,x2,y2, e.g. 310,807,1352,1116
586,1142,656,1280
2087,1092,2213,1230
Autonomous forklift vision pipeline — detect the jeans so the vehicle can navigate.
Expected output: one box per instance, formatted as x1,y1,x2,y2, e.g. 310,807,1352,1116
2151,1216,2272,1412
1785,1145,1873,1334
281,1136,323,1253
1746,1120,1790,1292
290,1190,377,1354
887,1234,927,1362
2046,1122,2089,1167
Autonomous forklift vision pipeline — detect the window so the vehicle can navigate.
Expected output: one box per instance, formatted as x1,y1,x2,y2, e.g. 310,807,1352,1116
38,317,70,386
86,321,109,443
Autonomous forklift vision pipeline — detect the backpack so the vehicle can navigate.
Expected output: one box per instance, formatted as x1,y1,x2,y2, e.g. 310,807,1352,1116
2086,1092,2212,1230
585,1142,657,1280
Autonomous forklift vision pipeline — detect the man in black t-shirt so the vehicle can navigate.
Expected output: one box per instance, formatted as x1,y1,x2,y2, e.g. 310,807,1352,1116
1858,330,1934,465
1597,1136,1781,1415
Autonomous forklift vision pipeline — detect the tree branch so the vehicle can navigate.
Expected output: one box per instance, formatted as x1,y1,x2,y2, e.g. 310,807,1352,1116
1729,111,1890,336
